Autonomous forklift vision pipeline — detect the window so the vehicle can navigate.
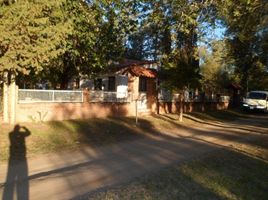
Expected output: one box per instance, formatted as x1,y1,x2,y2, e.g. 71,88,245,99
94,79,102,90
139,77,147,92
108,76,116,91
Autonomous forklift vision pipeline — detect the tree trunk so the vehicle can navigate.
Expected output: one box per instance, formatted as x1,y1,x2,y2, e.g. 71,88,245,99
179,93,183,122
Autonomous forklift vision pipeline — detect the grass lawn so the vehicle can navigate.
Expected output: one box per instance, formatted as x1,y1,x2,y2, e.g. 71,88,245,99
0,117,144,162
185,109,249,122
185,109,268,130
87,149,268,200
0,115,189,162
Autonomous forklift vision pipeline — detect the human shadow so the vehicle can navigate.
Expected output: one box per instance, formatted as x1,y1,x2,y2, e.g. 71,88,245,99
2,125,31,200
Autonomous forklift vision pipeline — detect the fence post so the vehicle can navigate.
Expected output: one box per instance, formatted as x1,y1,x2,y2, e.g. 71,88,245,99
82,91,84,103
3,71,9,123
52,90,55,102
83,89,89,103
9,72,17,124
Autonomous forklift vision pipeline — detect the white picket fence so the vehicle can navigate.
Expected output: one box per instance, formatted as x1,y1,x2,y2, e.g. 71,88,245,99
18,89,84,103
158,92,230,103
18,89,133,103
18,89,229,104
89,91,132,103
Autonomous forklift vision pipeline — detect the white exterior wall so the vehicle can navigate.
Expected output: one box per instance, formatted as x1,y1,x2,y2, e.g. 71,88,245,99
116,75,128,98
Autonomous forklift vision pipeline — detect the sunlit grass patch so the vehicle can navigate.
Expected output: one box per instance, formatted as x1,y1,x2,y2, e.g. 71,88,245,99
186,110,241,122
181,150,268,200
87,150,268,200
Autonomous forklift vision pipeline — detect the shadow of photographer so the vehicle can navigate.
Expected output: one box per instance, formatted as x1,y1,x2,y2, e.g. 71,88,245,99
2,124,31,200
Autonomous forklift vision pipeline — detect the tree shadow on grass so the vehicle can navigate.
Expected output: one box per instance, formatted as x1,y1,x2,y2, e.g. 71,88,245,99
82,148,268,200
47,113,268,161
178,149,268,200
85,166,225,200
144,114,268,161
152,112,268,135
48,117,162,148
186,111,268,130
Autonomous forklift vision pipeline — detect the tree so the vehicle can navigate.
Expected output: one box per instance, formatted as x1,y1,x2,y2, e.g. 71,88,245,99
38,0,101,89
125,0,219,89
58,0,139,88
0,0,71,76
127,0,216,120
1,0,138,88
215,0,268,93
200,40,235,94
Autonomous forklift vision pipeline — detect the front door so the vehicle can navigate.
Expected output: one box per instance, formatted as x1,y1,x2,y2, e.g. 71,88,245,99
137,92,147,111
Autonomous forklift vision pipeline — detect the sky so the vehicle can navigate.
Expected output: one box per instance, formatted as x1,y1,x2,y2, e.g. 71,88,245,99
198,21,227,48
198,22,227,65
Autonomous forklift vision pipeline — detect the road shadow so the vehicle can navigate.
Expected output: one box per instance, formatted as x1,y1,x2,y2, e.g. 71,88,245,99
186,110,268,129
2,124,31,200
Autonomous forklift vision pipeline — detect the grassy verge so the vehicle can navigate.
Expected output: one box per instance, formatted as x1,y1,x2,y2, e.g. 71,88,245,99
0,116,185,162
1,111,267,162
87,150,268,200
185,109,268,130
185,109,249,122
0,118,142,162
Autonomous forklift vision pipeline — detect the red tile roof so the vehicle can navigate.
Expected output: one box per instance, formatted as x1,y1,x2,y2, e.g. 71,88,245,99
113,59,157,78
120,66,157,78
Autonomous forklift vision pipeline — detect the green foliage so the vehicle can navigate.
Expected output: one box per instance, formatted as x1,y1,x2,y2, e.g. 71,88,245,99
0,0,267,91
38,0,101,88
0,0,71,75
0,0,138,88
125,0,214,90
200,40,235,93
215,0,268,92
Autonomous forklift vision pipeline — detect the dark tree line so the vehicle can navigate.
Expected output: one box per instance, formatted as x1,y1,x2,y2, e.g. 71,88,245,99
0,0,267,92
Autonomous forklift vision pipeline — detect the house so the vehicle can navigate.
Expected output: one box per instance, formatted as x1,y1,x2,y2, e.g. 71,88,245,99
80,59,159,113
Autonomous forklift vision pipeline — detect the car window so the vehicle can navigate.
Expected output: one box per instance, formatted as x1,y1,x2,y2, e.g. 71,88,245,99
248,92,267,100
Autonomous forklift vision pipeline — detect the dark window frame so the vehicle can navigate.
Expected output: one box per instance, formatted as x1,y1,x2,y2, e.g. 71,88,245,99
108,76,116,91
139,77,147,92
94,78,102,90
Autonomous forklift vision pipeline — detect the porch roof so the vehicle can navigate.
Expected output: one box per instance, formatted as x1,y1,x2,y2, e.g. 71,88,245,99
118,66,157,78
100,59,158,78
115,59,157,78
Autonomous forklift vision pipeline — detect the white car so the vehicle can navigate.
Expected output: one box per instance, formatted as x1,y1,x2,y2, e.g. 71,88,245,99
242,91,268,112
